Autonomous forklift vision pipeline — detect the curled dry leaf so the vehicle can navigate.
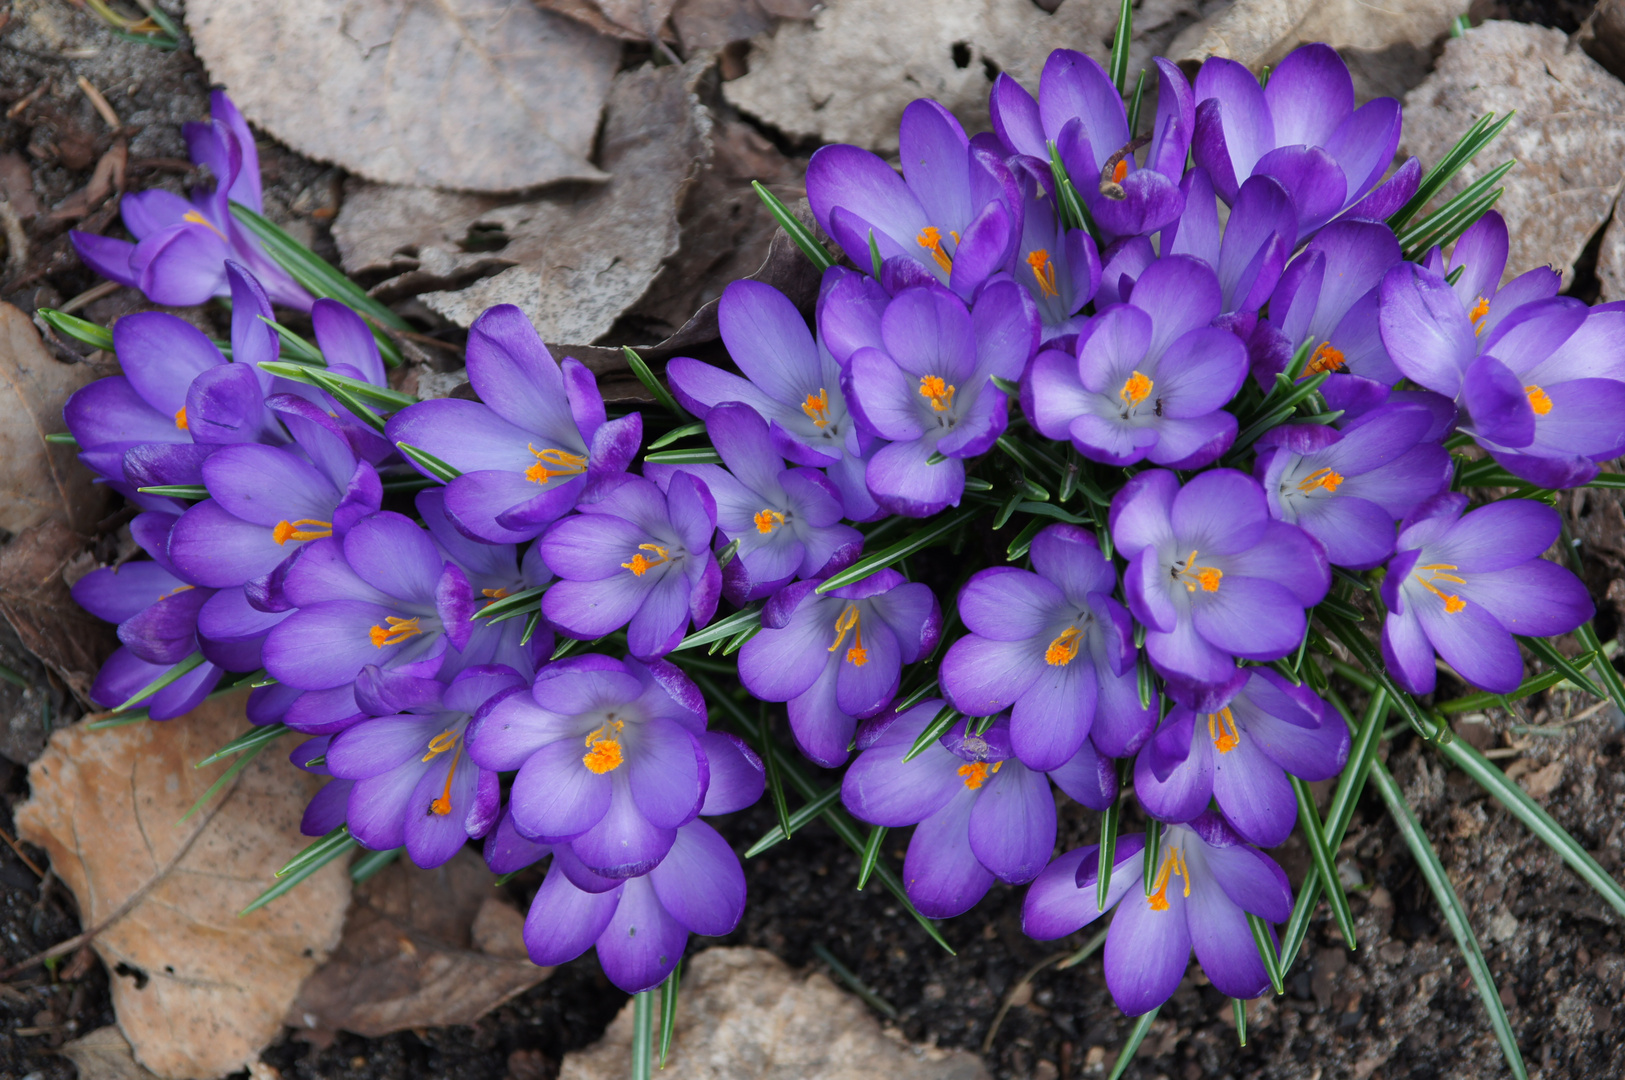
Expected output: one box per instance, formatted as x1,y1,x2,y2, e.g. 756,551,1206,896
0,301,111,536
14,694,349,1079
0,519,117,706
284,848,547,1042
186,0,621,193
537,0,679,40
60,1026,162,1080
670,0,775,52
560,947,989,1080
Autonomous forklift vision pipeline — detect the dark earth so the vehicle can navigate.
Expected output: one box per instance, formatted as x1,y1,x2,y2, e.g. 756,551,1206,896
4,2,1625,1079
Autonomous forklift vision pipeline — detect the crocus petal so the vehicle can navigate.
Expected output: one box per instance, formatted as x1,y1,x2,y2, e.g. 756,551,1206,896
904,792,997,918
511,739,613,840
967,762,1056,884
523,861,621,966
648,820,746,936
1102,869,1191,1016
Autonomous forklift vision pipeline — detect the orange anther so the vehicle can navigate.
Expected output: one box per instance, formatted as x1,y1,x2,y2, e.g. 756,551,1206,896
1119,371,1153,408
272,518,333,545
919,374,956,412
802,388,832,427
174,406,189,431
1304,342,1346,375
369,615,422,648
1045,626,1080,666
1524,384,1552,416
917,226,954,273
1027,249,1059,298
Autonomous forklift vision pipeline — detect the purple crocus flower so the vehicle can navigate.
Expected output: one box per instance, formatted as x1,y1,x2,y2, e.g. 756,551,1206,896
1254,403,1453,569
540,472,720,659
71,91,309,310
1028,254,1247,470
840,279,1039,516
385,305,641,543
1250,220,1405,417
300,299,397,466
1011,178,1100,342
1162,169,1297,338
1380,494,1593,695
806,100,1020,297
1419,211,1560,342
1380,268,1625,489
1192,45,1417,240
990,54,1194,240
71,512,225,719
667,277,878,521
1133,669,1349,847
1023,812,1293,1014
940,524,1154,770
649,403,861,604
520,817,746,993
842,705,1057,918
325,664,526,867
736,569,940,767
1111,469,1329,704
464,654,710,877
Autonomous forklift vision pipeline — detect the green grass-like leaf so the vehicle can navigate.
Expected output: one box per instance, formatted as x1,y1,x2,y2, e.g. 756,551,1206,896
751,181,836,271
37,308,114,351
1291,775,1357,949
1108,1005,1160,1080
621,346,688,419
647,420,708,450
471,585,547,622
241,833,359,915
1248,913,1286,995
673,604,762,653
1107,0,1133,94
643,447,723,465
1387,112,1514,232
903,703,962,763
658,961,682,1067
857,824,888,891
137,485,210,500
196,723,289,768
632,988,655,1080
395,441,462,483
1097,791,1121,912
112,652,206,713
816,505,983,594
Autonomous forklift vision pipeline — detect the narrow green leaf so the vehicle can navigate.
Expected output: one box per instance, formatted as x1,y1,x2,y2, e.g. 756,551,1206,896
1387,112,1513,231
1232,998,1248,1047
241,834,359,915
1107,0,1133,94
1142,820,1161,896
1291,776,1357,949
992,490,1023,530
673,604,762,653
1435,666,1572,714
303,369,388,433
277,825,353,878
112,651,206,713
658,960,682,1067
816,505,982,594
1557,520,1625,718
1248,913,1285,996
381,475,439,494
137,485,210,500
762,728,794,844
350,847,400,883
621,346,688,419
1047,143,1090,235
632,989,655,1080
1097,793,1121,912
395,441,461,483
1126,68,1148,136
1319,615,1441,740
965,477,994,492
857,824,888,890
1366,754,1528,1079
37,308,114,351
647,420,708,450
1056,926,1108,970
925,450,949,466
45,431,78,445
1005,516,1045,561
1229,404,1297,456
643,447,723,465
1107,1005,1160,1080
721,622,761,656
894,677,939,716
177,740,268,825
1398,161,1515,252
1314,595,1365,623
868,228,883,279
995,435,1058,484
1407,185,1506,261
1021,477,1051,502
196,723,289,768
989,374,1022,397
745,783,841,858
903,703,962,763
812,944,899,1019
520,609,543,646
751,181,835,271
1013,501,1091,525
715,537,742,570
1136,653,1154,709
1446,263,1467,285
256,315,326,365
1585,471,1625,489
471,586,548,622
1517,635,1604,698
258,360,418,409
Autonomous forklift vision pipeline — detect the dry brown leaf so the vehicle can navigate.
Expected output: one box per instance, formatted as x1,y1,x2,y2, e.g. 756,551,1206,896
60,1026,162,1080
561,947,989,1079
284,848,548,1041
670,0,774,52
186,0,621,193
0,301,110,535
537,0,676,40
15,694,349,1079
0,519,116,705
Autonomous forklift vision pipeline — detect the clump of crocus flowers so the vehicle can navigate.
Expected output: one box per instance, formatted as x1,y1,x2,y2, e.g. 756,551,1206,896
58,38,1615,1041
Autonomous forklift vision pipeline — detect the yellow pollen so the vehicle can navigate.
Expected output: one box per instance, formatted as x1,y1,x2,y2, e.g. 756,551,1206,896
1415,563,1468,614
1304,342,1346,376
429,752,459,816
582,720,625,774
1045,626,1080,666
1147,845,1190,911
1027,249,1059,298
421,728,459,762
919,374,956,412
1295,467,1344,494
802,387,832,427
181,209,229,241
157,584,195,601
957,760,1003,791
272,518,333,545
754,509,787,535
828,604,868,665
917,226,957,273
369,615,422,648
1469,295,1491,334
482,587,511,604
1524,384,1553,416
174,406,189,431
1209,707,1240,754
1111,158,1129,184
524,445,588,485
622,543,670,577
1118,370,1154,409
1175,550,1223,593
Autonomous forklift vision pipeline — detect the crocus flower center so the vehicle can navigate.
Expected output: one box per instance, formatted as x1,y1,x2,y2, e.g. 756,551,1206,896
957,760,1002,790
802,388,832,427
828,604,867,666
622,543,670,577
582,719,625,774
1414,563,1467,613
1118,370,1153,411
1524,384,1553,416
525,445,587,485
369,615,422,648
272,518,334,545
1172,550,1223,594
421,728,459,762
754,509,787,534
1147,845,1190,911
1469,295,1491,334
1044,625,1080,666
919,375,956,413
1208,707,1240,754
1295,467,1343,494
1305,342,1346,376
174,406,189,431
430,751,460,816
917,227,958,273
481,587,511,605
182,209,229,241
1027,250,1059,298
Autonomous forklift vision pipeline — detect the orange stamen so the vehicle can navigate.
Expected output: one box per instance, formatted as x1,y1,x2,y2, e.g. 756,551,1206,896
1295,467,1343,494
1045,626,1080,666
919,374,956,412
917,226,956,273
802,388,832,427
1027,250,1059,298
1175,550,1223,594
957,760,1003,791
482,587,511,603
157,584,195,601
429,752,459,816
1209,707,1240,754
369,615,422,648
1111,158,1129,184
622,543,670,577
754,509,787,534
1118,371,1153,409
421,728,459,762
272,518,333,545
828,604,867,665
1415,563,1467,614
1146,845,1190,911
582,720,625,774
1304,342,1346,375
1524,384,1552,416
1469,295,1491,334
524,445,588,485
181,209,229,241
174,406,189,431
